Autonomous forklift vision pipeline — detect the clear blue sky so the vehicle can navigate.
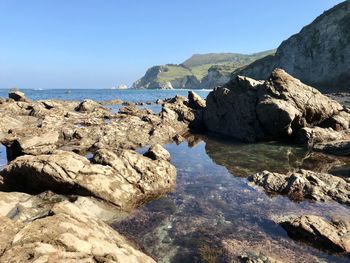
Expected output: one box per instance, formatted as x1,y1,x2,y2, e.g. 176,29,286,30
0,0,345,89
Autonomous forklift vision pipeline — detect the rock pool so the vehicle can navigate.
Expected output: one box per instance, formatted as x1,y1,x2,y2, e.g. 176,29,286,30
113,135,350,263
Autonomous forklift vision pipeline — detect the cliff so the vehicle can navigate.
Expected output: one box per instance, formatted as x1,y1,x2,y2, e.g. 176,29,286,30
234,1,350,91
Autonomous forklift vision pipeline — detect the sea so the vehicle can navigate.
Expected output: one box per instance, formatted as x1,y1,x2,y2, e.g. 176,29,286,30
1,89,350,262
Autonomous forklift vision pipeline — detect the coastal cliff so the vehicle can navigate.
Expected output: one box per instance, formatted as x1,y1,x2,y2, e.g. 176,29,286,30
234,1,350,91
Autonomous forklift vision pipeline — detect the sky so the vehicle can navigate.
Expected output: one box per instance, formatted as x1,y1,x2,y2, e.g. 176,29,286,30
0,0,346,89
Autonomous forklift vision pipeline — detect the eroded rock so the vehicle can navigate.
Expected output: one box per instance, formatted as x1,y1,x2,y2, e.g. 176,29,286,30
248,169,350,205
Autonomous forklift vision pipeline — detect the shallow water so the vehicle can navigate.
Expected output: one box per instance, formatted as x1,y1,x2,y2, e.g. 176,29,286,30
113,135,350,263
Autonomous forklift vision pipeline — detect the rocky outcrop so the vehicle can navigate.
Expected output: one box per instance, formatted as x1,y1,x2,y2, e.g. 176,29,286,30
249,169,350,205
234,1,350,91
204,69,350,144
1,147,176,211
0,90,205,160
275,215,350,253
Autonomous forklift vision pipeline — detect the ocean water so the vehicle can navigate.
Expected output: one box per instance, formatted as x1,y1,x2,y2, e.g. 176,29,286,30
1,89,350,262
0,89,211,103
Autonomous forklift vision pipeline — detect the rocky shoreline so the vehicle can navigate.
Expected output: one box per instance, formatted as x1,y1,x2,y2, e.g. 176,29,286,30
0,69,350,262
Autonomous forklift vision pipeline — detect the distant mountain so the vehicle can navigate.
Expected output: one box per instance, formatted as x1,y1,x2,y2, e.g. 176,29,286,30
233,1,350,91
132,50,275,89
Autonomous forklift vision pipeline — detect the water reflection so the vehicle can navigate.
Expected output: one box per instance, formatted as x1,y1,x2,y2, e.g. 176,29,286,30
113,135,350,263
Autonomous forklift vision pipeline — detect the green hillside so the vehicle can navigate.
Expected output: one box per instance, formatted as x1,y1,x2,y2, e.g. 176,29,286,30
132,49,276,89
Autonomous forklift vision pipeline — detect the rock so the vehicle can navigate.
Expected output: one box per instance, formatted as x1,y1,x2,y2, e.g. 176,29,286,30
188,91,206,110
313,140,350,156
0,213,156,262
156,99,164,105
203,75,264,142
75,99,106,112
248,169,350,205
162,95,203,129
0,189,127,224
102,99,123,105
3,130,60,161
8,90,30,102
233,1,350,91
143,144,171,161
275,215,350,253
295,126,347,145
1,148,176,211
204,69,348,143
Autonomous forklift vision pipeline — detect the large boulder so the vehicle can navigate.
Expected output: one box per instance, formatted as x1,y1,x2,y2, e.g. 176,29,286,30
204,69,350,143
248,169,350,205
275,215,350,253
1,147,176,211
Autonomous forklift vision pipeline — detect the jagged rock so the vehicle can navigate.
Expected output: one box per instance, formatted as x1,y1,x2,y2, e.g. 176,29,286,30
248,169,350,205
275,215,350,253
75,99,106,112
204,69,349,143
8,90,30,102
1,148,176,211
0,213,155,262
143,144,171,161
313,140,350,156
188,91,206,110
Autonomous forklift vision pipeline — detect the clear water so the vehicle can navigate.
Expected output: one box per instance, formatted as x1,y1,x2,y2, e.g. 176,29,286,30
113,136,350,263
